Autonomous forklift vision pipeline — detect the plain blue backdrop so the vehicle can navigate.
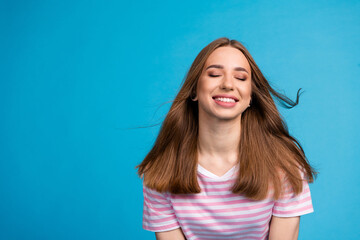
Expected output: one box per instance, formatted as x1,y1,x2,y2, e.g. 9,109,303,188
1,0,359,239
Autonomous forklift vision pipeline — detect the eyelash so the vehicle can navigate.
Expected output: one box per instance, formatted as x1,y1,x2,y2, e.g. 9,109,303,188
209,74,246,81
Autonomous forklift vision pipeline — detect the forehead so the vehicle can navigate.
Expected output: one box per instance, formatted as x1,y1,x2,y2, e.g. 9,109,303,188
204,46,251,72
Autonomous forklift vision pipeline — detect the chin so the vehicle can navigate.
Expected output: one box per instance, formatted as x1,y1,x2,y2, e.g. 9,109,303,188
214,113,242,121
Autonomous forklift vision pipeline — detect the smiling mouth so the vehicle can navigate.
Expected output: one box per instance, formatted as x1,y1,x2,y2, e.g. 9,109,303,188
212,97,238,103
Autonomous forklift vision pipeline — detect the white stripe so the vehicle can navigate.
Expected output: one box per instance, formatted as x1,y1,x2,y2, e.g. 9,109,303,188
177,215,269,224
143,206,174,215
143,220,178,228
177,209,272,220
275,191,311,204
189,232,266,239
274,200,312,211
172,202,274,212
272,208,314,217
171,197,271,205
184,217,271,230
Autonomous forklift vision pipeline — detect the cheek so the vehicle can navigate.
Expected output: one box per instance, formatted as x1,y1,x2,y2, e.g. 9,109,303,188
244,81,252,97
237,82,252,98
245,87,252,97
197,79,215,96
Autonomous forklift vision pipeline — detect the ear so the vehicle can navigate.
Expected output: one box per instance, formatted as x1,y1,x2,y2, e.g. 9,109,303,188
191,91,198,101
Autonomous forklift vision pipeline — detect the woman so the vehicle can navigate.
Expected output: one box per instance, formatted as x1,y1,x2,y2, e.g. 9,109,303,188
136,37,317,240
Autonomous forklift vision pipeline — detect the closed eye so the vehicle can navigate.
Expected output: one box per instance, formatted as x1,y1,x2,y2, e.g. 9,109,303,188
209,74,246,81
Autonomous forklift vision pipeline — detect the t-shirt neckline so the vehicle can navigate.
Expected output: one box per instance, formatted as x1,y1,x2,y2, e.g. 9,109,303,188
197,164,238,180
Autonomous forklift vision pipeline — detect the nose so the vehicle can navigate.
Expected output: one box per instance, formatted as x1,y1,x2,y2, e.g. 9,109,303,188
220,74,234,90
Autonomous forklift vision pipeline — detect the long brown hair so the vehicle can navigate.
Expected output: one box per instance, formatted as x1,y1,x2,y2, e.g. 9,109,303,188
136,37,317,200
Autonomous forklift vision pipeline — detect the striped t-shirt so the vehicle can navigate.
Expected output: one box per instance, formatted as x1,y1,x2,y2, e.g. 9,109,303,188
142,164,313,240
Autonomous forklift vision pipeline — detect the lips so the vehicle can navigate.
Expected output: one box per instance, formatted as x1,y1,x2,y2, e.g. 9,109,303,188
212,94,239,102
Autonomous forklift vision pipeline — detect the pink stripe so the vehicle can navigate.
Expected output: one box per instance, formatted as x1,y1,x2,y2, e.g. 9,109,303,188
187,228,269,239
284,183,309,193
144,197,172,212
273,204,313,215
196,231,265,236
275,195,311,207
174,203,273,215
190,235,265,240
183,218,270,229
143,222,179,232
173,198,270,207
143,215,175,223
144,190,169,202
178,213,271,224
144,203,173,212
189,228,266,234
171,193,251,200
143,195,172,212
175,207,272,217
280,186,310,198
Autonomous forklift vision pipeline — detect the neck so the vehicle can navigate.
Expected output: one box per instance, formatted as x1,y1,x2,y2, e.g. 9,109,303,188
197,113,241,166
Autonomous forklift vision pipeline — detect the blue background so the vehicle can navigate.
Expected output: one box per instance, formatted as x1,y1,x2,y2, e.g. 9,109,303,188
1,0,359,239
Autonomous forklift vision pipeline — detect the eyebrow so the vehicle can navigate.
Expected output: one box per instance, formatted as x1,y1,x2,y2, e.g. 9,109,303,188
205,64,249,73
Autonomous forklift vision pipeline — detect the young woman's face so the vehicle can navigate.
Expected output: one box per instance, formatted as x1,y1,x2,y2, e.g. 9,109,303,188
195,46,252,121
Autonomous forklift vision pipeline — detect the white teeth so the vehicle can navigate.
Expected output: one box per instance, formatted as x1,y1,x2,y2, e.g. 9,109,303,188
214,97,235,103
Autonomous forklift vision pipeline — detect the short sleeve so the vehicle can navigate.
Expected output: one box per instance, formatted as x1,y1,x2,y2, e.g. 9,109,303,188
272,173,314,217
142,183,180,232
